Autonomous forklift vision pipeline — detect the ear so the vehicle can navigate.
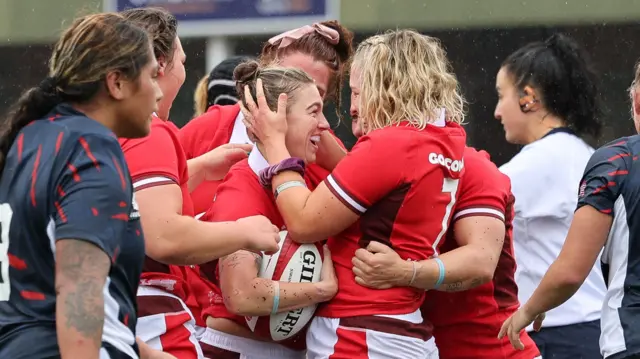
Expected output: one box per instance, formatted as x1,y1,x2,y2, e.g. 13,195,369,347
104,70,129,101
157,56,167,77
518,86,540,113
633,89,640,119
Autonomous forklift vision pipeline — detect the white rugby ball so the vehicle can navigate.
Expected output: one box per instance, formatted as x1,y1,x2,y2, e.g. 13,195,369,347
245,230,324,342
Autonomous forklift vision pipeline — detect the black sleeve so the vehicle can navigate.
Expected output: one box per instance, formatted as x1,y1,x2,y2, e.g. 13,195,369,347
53,134,133,259
576,141,630,216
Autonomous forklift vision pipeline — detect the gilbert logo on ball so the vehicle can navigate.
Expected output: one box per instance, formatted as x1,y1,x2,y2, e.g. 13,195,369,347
245,230,324,341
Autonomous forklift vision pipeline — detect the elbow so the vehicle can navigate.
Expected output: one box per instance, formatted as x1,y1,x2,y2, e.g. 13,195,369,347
287,224,321,244
470,252,499,286
224,290,270,317
145,237,187,265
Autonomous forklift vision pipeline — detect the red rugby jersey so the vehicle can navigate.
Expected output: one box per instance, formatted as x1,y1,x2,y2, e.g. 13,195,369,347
422,147,539,359
318,119,467,319
119,116,204,326
178,104,345,216
200,149,328,351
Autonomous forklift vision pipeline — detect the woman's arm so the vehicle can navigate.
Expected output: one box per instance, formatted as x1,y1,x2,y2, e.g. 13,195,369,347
352,216,504,290
521,206,610,315
56,240,109,359
137,185,279,265
186,143,253,191
219,247,337,316
241,82,408,244
314,130,347,172
499,205,611,348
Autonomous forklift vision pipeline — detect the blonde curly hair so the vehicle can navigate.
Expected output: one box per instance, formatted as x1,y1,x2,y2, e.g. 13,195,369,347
352,30,466,132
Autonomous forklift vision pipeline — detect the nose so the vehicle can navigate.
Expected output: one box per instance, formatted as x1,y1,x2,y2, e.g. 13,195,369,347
493,104,501,120
154,81,164,103
350,101,358,119
318,112,330,131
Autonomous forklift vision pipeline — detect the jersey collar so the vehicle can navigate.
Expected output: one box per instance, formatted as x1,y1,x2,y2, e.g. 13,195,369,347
247,147,270,176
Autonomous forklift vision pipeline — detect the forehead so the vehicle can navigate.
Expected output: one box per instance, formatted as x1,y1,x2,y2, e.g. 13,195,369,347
292,84,322,105
280,52,331,92
349,67,361,87
174,37,185,56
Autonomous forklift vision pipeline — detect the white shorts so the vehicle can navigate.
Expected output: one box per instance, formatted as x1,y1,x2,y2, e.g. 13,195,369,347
136,285,204,359
306,309,438,359
199,327,305,359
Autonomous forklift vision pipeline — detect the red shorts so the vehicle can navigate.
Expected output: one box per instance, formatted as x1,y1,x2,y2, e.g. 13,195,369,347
306,309,438,359
433,311,541,359
136,285,204,359
199,327,304,359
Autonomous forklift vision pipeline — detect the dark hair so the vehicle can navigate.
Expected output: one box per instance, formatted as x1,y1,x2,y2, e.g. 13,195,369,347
122,7,178,68
502,33,602,138
0,13,152,175
193,56,254,117
234,61,314,113
260,20,354,120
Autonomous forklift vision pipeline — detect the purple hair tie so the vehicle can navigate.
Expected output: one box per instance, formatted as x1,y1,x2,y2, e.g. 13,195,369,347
259,157,306,188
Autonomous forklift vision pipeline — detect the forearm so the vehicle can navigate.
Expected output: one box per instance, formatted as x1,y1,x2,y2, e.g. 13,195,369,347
55,240,110,359
226,279,330,316
56,285,104,359
393,247,495,292
523,260,582,316
186,157,206,192
434,244,497,292
147,216,248,265
315,132,347,172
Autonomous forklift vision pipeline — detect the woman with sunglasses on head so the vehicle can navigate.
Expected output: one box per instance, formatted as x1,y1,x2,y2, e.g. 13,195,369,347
244,29,467,359
495,33,606,359
0,12,173,359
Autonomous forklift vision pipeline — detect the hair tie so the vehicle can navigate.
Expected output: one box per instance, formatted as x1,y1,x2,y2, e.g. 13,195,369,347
268,23,339,49
38,76,59,95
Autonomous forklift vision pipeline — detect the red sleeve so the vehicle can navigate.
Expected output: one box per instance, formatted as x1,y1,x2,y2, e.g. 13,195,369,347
453,149,510,222
201,167,273,222
178,111,218,160
323,132,402,215
121,123,179,190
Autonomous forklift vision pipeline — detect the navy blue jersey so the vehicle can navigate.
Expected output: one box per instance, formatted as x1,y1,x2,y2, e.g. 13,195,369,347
0,103,145,359
577,135,640,359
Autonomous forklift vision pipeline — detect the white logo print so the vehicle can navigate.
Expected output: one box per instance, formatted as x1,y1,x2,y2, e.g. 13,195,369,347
429,152,464,173
130,193,140,220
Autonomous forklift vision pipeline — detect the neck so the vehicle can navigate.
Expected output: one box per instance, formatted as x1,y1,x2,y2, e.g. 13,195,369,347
71,102,118,133
526,114,566,144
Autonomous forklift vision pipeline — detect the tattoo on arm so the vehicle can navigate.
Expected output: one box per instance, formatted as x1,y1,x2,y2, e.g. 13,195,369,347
56,239,110,347
440,278,484,292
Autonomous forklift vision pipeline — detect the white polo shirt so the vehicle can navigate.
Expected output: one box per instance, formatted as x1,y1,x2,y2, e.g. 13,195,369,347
500,129,606,330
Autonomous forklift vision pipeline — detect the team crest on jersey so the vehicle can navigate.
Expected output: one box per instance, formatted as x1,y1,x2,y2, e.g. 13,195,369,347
130,193,140,220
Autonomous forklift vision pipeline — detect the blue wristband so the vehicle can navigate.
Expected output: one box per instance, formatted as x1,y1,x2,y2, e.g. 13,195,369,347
433,257,445,288
271,281,280,315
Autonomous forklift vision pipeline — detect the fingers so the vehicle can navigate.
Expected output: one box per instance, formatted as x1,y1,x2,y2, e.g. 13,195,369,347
322,244,332,260
277,93,288,115
243,85,258,113
230,143,254,152
223,148,250,164
354,275,374,288
366,240,391,254
354,247,376,265
351,256,372,274
497,318,509,339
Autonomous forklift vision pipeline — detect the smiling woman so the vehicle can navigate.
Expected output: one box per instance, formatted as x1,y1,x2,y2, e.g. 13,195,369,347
196,61,337,359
